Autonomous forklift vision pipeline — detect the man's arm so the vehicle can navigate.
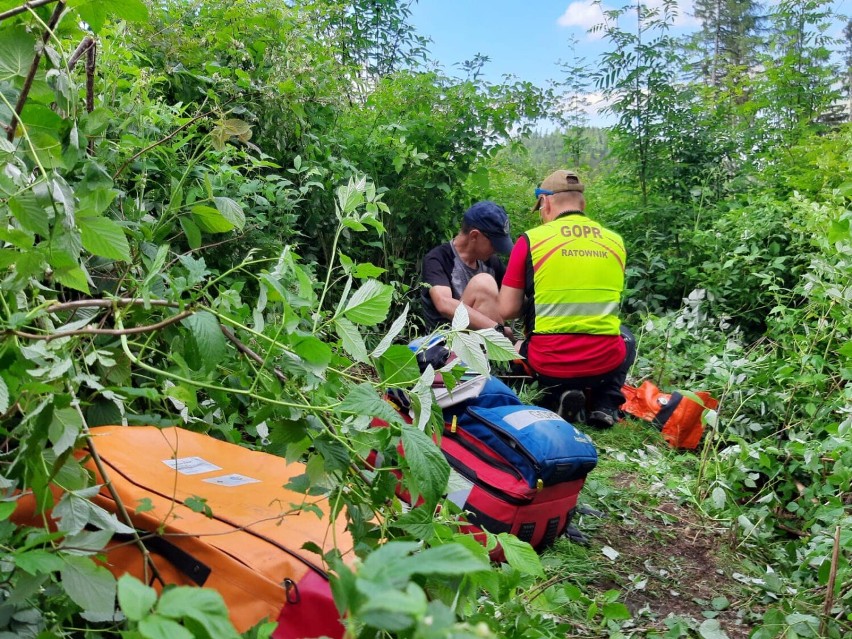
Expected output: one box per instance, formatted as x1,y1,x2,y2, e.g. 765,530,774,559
498,236,528,321
498,285,524,321
429,284,505,330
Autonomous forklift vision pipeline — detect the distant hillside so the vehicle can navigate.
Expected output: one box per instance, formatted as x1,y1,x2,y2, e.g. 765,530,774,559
521,127,612,175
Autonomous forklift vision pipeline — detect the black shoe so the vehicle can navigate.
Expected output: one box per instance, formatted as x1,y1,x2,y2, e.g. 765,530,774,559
586,408,618,429
557,390,586,424
562,524,590,544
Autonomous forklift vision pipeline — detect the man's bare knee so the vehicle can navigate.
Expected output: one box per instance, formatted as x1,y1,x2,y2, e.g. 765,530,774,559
464,273,499,299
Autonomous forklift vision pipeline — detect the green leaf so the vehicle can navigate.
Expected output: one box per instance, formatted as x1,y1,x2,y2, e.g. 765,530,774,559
138,614,193,639
838,341,852,358
401,543,489,576
497,533,544,577
67,0,148,32
191,205,235,233
77,187,118,217
49,406,82,456
352,262,387,279
79,216,131,261
14,549,65,575
9,191,49,237
357,583,425,631
711,596,730,611
52,261,91,294
476,327,519,362
449,332,489,376
337,383,403,425
156,587,239,639
117,574,157,622
143,244,170,288
376,344,420,386
290,334,332,370
20,103,65,139
184,495,212,518
371,304,409,358
213,197,245,231
602,602,632,621
0,375,8,414
179,217,202,249
401,425,449,504
60,555,117,615
343,279,392,326
181,311,227,368
828,218,849,243
0,501,14,520
698,619,731,639
334,317,369,363
0,27,35,83
336,178,366,215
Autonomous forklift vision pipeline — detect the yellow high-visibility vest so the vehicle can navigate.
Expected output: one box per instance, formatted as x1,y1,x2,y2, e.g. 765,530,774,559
524,214,626,335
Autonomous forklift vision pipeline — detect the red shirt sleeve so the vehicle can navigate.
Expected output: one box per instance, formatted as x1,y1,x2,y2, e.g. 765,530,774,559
502,234,529,289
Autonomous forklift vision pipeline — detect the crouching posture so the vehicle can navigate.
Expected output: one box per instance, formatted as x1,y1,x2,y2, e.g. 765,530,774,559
498,170,635,428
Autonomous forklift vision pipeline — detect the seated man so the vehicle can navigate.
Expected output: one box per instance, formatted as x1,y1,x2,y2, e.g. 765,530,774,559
420,201,515,339
498,170,636,428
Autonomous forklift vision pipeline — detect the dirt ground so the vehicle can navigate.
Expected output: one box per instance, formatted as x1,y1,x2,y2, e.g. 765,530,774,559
588,473,756,638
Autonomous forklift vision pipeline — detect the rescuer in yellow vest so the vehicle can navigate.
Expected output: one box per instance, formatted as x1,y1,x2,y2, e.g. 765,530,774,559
498,170,636,428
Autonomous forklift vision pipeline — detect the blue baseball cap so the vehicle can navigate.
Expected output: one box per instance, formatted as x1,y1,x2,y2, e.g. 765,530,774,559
463,201,514,254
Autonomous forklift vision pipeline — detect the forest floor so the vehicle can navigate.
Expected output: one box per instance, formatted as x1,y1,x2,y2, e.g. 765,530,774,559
539,420,763,638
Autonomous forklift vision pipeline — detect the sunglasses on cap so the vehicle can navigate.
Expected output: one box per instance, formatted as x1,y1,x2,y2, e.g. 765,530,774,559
534,188,554,198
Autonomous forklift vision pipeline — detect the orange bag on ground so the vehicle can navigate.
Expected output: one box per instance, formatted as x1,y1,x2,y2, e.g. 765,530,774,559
13,426,353,638
621,381,719,449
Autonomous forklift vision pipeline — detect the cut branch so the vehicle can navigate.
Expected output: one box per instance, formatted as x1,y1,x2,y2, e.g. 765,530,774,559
112,107,218,180
67,36,94,69
10,310,195,342
6,1,65,141
820,525,842,636
0,0,59,22
220,325,288,384
44,298,181,313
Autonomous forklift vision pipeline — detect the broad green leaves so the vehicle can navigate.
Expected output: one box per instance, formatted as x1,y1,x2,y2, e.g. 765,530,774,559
341,279,393,326
118,576,239,639
181,311,227,368
67,0,149,32
60,556,116,616
334,541,489,633
401,425,449,504
79,216,131,262
0,28,35,84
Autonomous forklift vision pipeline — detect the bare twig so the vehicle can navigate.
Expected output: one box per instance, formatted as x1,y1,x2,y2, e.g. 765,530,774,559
112,107,219,180
0,0,59,22
220,325,288,384
6,1,65,141
820,525,842,636
776,522,808,538
84,39,95,112
10,309,195,342
44,298,181,313
67,36,94,69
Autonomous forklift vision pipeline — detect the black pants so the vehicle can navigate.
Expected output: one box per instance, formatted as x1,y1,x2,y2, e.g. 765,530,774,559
523,325,637,413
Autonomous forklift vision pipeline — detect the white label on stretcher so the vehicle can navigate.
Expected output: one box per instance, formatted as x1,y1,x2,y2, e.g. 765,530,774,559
502,409,561,430
203,473,261,487
446,470,473,509
162,456,222,475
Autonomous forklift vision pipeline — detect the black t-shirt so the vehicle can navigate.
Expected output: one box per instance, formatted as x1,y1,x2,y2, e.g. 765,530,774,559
419,242,506,331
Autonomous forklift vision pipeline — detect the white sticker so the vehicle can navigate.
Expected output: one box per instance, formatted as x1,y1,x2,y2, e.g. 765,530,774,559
446,470,474,509
501,409,561,430
203,474,261,487
162,456,222,475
